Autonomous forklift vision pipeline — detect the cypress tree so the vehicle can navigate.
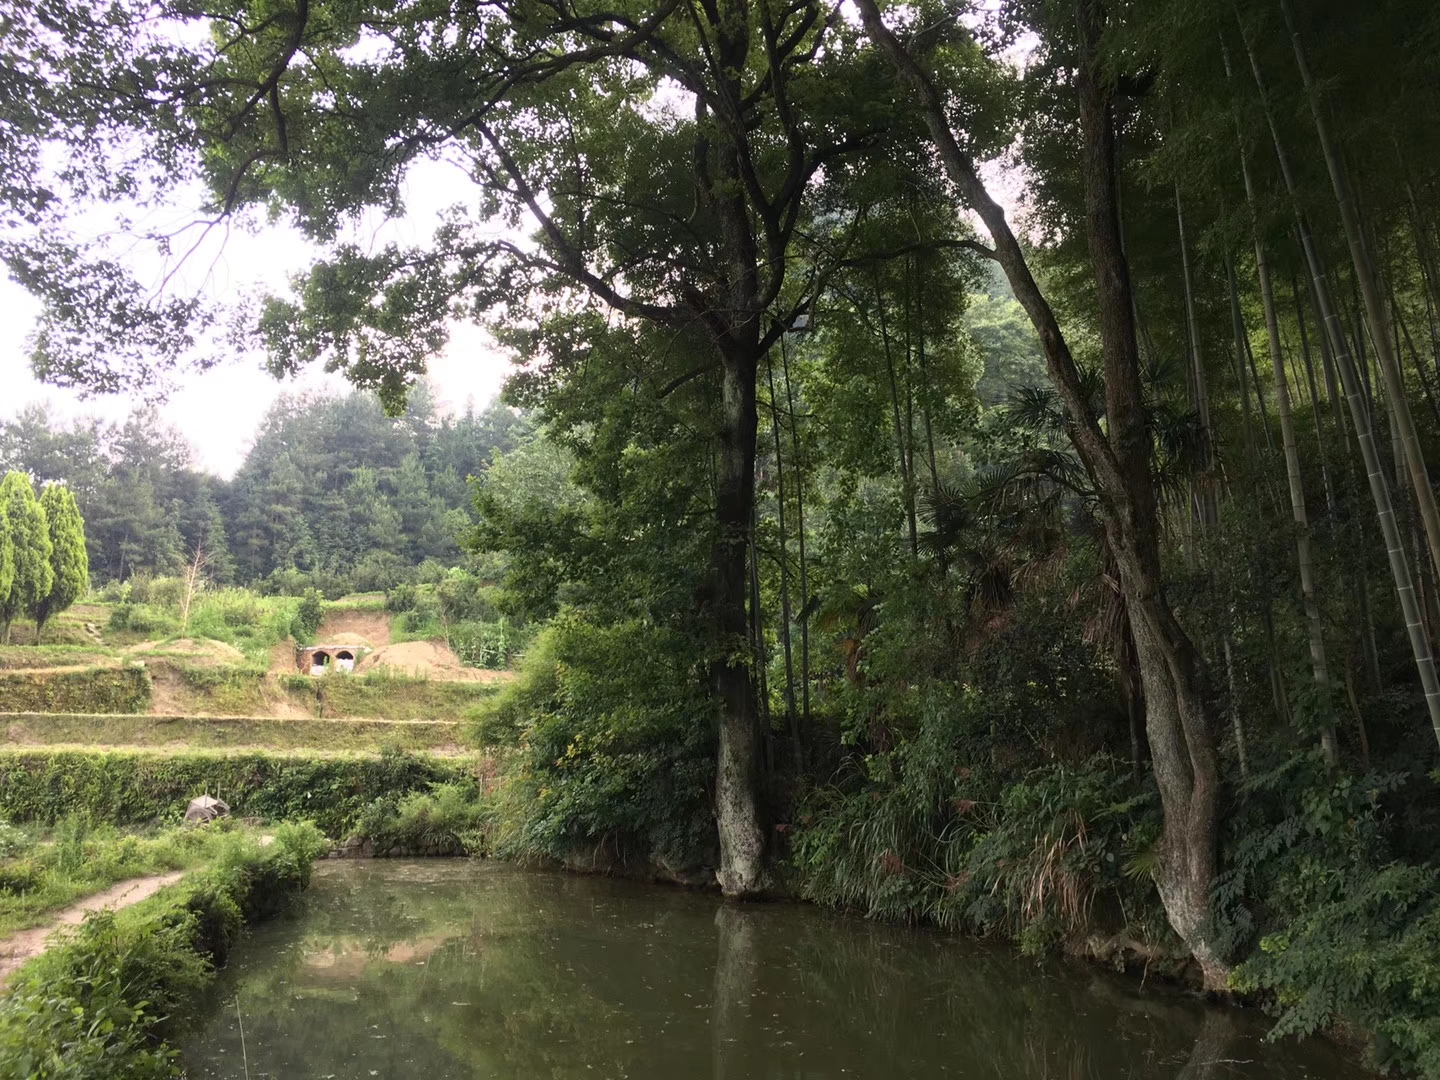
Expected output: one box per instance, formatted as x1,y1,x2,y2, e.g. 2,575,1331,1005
33,484,89,641
0,501,12,615
0,472,53,644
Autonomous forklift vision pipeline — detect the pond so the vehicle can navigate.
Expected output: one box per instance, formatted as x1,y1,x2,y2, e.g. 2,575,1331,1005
182,860,1365,1079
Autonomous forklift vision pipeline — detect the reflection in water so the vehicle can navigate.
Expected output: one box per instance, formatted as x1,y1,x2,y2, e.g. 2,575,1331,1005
1176,1012,1241,1080
712,905,757,1080
182,861,1362,1079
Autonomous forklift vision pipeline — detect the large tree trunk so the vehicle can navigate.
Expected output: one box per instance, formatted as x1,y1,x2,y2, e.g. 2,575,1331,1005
712,347,769,897
704,0,772,897
856,0,1227,988
1074,0,1224,989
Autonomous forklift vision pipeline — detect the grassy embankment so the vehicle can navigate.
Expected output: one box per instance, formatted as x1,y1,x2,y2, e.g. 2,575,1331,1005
0,713,463,753
0,824,329,1077
0,818,274,939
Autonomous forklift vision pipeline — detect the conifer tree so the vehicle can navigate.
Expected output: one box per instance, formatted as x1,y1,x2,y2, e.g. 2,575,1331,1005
32,483,88,640
0,471,53,643
0,499,12,615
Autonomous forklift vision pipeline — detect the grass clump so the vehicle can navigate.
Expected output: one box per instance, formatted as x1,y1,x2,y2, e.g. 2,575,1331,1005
145,661,271,716
353,782,489,855
183,589,298,662
307,669,500,720
98,581,301,665
0,645,117,671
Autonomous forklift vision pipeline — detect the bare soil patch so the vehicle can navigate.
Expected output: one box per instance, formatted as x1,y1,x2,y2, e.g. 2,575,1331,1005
0,871,186,985
316,608,392,646
355,640,513,682
268,640,298,675
147,666,188,715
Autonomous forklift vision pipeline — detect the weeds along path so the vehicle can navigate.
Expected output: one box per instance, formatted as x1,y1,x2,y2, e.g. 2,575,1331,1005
0,871,185,985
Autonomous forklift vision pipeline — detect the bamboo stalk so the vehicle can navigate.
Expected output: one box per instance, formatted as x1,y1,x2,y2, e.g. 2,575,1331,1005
1280,0,1440,589
1236,128,1337,763
780,334,811,738
1244,18,1440,745
765,355,802,775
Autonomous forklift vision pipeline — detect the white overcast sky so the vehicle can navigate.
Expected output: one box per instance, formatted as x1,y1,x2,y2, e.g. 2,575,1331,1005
0,157,514,479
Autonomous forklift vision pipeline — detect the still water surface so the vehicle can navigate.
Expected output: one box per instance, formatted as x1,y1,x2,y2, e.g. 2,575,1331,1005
183,860,1365,1079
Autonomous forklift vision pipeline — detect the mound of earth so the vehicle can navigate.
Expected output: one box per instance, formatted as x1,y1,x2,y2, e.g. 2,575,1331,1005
312,631,373,648
315,608,391,646
129,638,245,663
355,640,510,682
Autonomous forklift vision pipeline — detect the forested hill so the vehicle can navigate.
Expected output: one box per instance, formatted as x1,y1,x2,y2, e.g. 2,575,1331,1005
0,386,528,589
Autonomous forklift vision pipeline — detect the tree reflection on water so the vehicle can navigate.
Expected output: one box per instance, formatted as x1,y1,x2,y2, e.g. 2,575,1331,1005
183,861,1361,1079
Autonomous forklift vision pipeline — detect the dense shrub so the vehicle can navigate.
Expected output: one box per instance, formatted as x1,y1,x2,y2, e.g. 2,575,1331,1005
0,749,471,837
436,572,498,622
791,746,1164,953
0,823,326,1079
0,666,150,714
415,558,449,585
384,582,417,613
448,617,529,669
353,782,489,855
289,588,325,642
349,550,412,593
478,615,715,873
106,602,179,636
1212,753,1440,1075
260,567,351,600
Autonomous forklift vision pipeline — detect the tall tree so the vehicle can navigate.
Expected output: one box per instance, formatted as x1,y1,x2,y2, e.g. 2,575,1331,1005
855,0,1228,985
32,483,89,640
0,471,54,643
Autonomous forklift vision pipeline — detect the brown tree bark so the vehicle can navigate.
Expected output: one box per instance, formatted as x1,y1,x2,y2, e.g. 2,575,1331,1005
713,342,768,897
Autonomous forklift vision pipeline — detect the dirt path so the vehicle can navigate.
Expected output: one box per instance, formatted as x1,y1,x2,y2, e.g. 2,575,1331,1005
0,871,186,985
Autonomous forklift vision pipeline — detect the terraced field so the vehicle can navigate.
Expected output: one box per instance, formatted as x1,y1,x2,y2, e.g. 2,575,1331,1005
0,601,499,807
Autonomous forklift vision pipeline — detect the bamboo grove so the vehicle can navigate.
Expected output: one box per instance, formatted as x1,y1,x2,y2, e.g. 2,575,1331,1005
7,0,1440,1066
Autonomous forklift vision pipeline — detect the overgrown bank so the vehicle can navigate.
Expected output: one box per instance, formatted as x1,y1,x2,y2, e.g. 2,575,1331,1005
0,750,475,838
460,616,1440,1078
0,823,327,1078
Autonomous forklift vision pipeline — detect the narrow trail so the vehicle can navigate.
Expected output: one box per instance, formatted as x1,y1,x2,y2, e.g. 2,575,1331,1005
0,871,186,985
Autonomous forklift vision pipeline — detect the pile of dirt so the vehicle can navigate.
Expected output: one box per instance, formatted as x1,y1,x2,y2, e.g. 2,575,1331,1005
355,640,507,682
268,640,298,675
311,631,373,648
315,609,392,646
128,638,246,663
